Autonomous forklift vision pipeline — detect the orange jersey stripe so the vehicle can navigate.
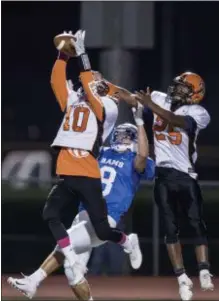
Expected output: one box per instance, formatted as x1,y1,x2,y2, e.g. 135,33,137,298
80,71,104,122
51,59,68,112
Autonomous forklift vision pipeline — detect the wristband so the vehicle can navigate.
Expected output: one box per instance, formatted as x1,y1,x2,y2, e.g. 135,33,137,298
58,52,69,62
78,53,91,71
136,119,144,126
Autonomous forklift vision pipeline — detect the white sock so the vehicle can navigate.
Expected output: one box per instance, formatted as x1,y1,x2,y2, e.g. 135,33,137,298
62,245,78,266
29,268,47,285
89,297,93,300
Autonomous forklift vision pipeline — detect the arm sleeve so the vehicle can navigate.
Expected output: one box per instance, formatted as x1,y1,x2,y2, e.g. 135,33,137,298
80,71,104,122
50,59,68,112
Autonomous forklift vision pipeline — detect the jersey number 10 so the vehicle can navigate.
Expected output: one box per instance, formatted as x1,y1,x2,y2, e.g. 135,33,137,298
153,116,182,145
63,106,90,132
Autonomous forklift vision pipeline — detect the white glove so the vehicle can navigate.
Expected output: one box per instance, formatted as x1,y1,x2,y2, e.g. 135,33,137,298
132,102,144,126
72,29,86,56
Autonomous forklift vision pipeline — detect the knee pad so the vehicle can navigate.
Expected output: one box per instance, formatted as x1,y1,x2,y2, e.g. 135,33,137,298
64,259,76,286
64,259,86,286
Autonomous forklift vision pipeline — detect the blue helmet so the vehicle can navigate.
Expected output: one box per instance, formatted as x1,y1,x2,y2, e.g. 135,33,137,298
110,123,138,153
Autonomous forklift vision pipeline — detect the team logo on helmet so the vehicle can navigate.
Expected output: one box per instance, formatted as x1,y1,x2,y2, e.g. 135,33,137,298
167,71,205,104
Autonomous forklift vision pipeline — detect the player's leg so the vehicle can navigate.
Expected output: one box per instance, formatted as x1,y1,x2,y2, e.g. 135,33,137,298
7,251,63,299
178,178,214,291
41,215,95,300
62,211,103,301
64,251,92,301
154,174,193,301
154,177,184,273
51,210,109,300
8,212,117,300
70,279,93,301
8,214,95,300
63,211,115,276
63,211,119,300
42,177,81,272
8,248,92,301
76,177,142,269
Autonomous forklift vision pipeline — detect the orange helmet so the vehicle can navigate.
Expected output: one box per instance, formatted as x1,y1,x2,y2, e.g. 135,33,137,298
168,72,205,104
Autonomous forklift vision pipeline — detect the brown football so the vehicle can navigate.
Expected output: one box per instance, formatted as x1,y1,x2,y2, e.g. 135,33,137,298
53,33,76,57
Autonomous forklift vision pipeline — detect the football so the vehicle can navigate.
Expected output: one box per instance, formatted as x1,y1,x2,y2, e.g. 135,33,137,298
53,33,76,57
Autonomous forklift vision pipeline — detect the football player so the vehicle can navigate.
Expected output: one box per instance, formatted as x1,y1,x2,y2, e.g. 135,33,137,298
42,29,141,289
8,107,155,300
122,72,213,301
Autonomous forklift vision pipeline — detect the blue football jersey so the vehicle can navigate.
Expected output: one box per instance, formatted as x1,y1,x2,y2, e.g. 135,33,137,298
79,147,155,223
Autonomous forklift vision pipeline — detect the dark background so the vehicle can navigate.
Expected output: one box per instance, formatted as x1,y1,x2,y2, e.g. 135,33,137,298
2,1,219,277
2,2,219,145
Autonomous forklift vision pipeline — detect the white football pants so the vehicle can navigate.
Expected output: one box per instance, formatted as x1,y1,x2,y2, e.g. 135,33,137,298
55,210,116,285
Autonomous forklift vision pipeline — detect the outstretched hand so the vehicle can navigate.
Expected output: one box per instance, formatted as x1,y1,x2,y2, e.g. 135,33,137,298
71,29,86,56
134,87,152,107
132,102,144,126
113,88,138,107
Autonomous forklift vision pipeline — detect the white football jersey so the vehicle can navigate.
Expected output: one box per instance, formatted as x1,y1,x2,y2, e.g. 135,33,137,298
101,95,118,142
151,91,210,179
51,86,118,155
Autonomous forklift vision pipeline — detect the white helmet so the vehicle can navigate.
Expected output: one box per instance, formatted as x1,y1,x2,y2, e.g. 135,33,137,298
110,123,138,153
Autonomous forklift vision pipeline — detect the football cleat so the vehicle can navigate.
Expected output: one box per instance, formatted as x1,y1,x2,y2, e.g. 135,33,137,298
7,274,37,299
178,274,193,301
123,233,142,270
199,270,214,291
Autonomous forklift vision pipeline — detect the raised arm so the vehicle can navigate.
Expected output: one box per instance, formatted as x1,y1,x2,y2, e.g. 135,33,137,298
50,53,69,112
106,82,121,97
94,78,132,105
70,30,104,121
112,86,138,107
135,88,194,130
148,100,188,128
80,71,104,122
132,103,149,173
